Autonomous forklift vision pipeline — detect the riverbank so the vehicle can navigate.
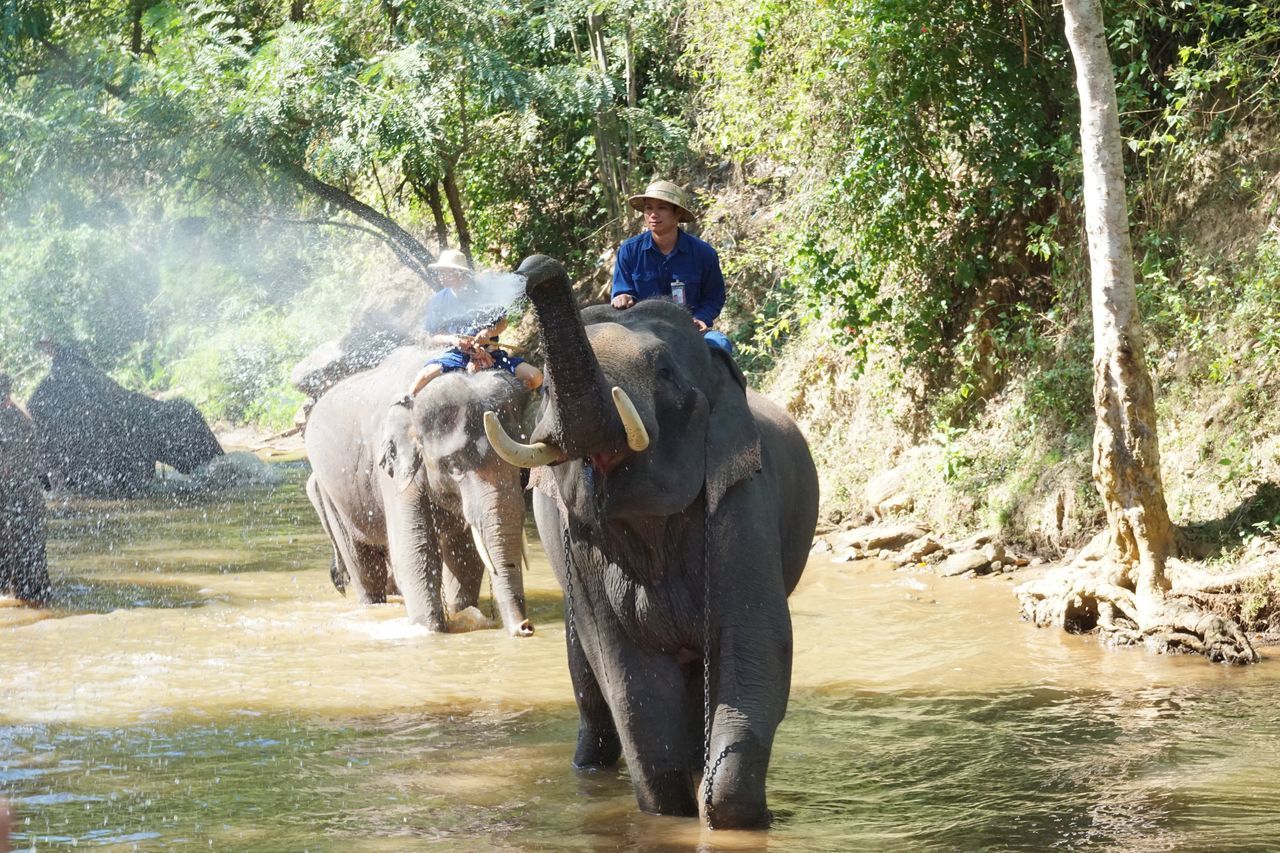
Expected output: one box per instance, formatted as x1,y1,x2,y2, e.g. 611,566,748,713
215,422,306,462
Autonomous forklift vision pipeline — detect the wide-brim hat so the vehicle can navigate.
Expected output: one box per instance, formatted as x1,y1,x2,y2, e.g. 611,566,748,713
429,248,473,273
628,180,695,223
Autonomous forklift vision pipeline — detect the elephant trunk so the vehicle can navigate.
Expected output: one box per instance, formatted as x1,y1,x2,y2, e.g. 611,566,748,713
520,255,622,458
464,471,534,637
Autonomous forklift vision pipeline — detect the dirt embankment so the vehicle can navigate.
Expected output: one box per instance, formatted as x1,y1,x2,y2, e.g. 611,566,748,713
704,141,1280,636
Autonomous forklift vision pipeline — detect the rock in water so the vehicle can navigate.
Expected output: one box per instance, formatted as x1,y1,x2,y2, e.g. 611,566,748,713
448,606,496,632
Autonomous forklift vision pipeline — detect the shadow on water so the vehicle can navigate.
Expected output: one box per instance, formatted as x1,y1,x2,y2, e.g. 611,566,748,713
6,682,1280,850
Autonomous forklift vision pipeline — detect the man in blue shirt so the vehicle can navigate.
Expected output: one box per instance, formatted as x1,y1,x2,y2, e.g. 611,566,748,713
611,179,733,353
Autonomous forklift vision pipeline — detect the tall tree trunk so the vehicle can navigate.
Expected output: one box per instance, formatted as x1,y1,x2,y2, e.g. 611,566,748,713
442,167,471,259
1015,0,1257,663
586,13,625,229
1067,0,1175,599
421,180,450,249
381,0,398,38
624,21,637,173
129,0,144,55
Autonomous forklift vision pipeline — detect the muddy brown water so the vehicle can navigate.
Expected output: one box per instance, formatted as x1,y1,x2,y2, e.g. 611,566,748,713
3,465,1280,850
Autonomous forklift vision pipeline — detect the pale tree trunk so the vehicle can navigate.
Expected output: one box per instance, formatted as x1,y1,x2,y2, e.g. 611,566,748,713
624,21,637,172
1015,0,1257,663
586,12,626,229
1071,0,1174,605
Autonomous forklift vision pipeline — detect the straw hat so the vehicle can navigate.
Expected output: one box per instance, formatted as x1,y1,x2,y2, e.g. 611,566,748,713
628,179,696,223
429,249,473,273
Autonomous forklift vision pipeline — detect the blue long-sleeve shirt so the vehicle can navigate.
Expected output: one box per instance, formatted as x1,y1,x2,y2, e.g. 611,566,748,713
611,229,726,326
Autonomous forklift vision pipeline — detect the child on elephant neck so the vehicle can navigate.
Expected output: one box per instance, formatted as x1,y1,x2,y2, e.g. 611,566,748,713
409,250,543,397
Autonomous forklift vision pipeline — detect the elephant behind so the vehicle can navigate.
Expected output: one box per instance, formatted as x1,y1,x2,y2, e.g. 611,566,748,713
28,345,223,496
304,346,535,636
0,398,51,602
486,256,819,828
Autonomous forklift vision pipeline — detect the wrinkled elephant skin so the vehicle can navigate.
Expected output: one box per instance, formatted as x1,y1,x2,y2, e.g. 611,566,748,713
304,346,534,636
0,403,51,602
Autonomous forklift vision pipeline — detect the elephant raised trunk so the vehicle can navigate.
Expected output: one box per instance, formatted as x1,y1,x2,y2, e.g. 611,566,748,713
485,256,650,469
520,255,624,459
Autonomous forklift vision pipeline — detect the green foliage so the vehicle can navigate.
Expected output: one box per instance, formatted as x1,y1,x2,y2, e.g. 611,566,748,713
688,0,1280,427
688,0,1077,402
0,0,691,422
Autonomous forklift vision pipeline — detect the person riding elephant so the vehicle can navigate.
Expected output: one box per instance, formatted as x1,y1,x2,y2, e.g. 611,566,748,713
27,342,223,496
0,373,52,603
304,346,536,636
484,256,819,829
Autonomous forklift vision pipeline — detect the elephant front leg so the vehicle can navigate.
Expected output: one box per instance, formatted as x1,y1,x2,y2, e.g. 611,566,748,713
385,495,447,632
534,499,619,768
699,615,793,830
586,630,699,817
567,615,621,769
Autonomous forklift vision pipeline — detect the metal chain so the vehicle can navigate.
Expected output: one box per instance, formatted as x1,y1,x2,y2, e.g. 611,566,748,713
701,492,727,818
561,521,577,646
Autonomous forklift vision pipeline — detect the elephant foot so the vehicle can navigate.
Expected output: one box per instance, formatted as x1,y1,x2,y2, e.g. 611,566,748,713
698,740,773,829
634,768,697,818
572,726,621,770
701,797,772,830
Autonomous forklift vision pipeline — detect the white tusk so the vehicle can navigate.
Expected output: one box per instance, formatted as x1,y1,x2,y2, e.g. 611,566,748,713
612,386,650,452
471,525,499,579
484,411,560,468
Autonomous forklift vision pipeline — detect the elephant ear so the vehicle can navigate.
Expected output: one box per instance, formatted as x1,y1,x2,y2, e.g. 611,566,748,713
378,395,422,486
704,346,762,516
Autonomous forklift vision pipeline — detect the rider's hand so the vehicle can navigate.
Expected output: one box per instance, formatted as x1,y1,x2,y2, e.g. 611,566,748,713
612,293,636,309
693,318,708,332
469,348,495,369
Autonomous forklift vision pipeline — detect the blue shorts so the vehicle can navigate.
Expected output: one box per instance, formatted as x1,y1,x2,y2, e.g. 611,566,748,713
425,347,526,375
703,330,733,354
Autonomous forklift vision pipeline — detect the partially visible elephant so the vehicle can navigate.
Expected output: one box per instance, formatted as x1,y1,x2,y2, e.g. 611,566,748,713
485,256,819,828
289,273,428,422
0,380,51,602
28,344,223,496
304,346,535,636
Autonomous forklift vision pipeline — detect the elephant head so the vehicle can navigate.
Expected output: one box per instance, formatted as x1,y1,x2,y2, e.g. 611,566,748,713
379,371,534,636
486,254,760,529
151,398,224,474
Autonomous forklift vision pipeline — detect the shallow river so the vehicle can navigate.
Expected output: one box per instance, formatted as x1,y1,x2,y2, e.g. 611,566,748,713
3,467,1279,850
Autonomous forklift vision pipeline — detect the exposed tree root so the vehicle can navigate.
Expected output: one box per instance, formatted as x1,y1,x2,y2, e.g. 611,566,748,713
1016,552,1260,665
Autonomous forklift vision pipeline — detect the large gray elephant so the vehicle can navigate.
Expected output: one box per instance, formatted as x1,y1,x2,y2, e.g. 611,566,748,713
304,346,535,636
485,256,818,828
28,344,223,496
1,380,51,603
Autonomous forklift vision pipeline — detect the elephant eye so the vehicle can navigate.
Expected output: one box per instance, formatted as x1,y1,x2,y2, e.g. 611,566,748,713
656,366,674,382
